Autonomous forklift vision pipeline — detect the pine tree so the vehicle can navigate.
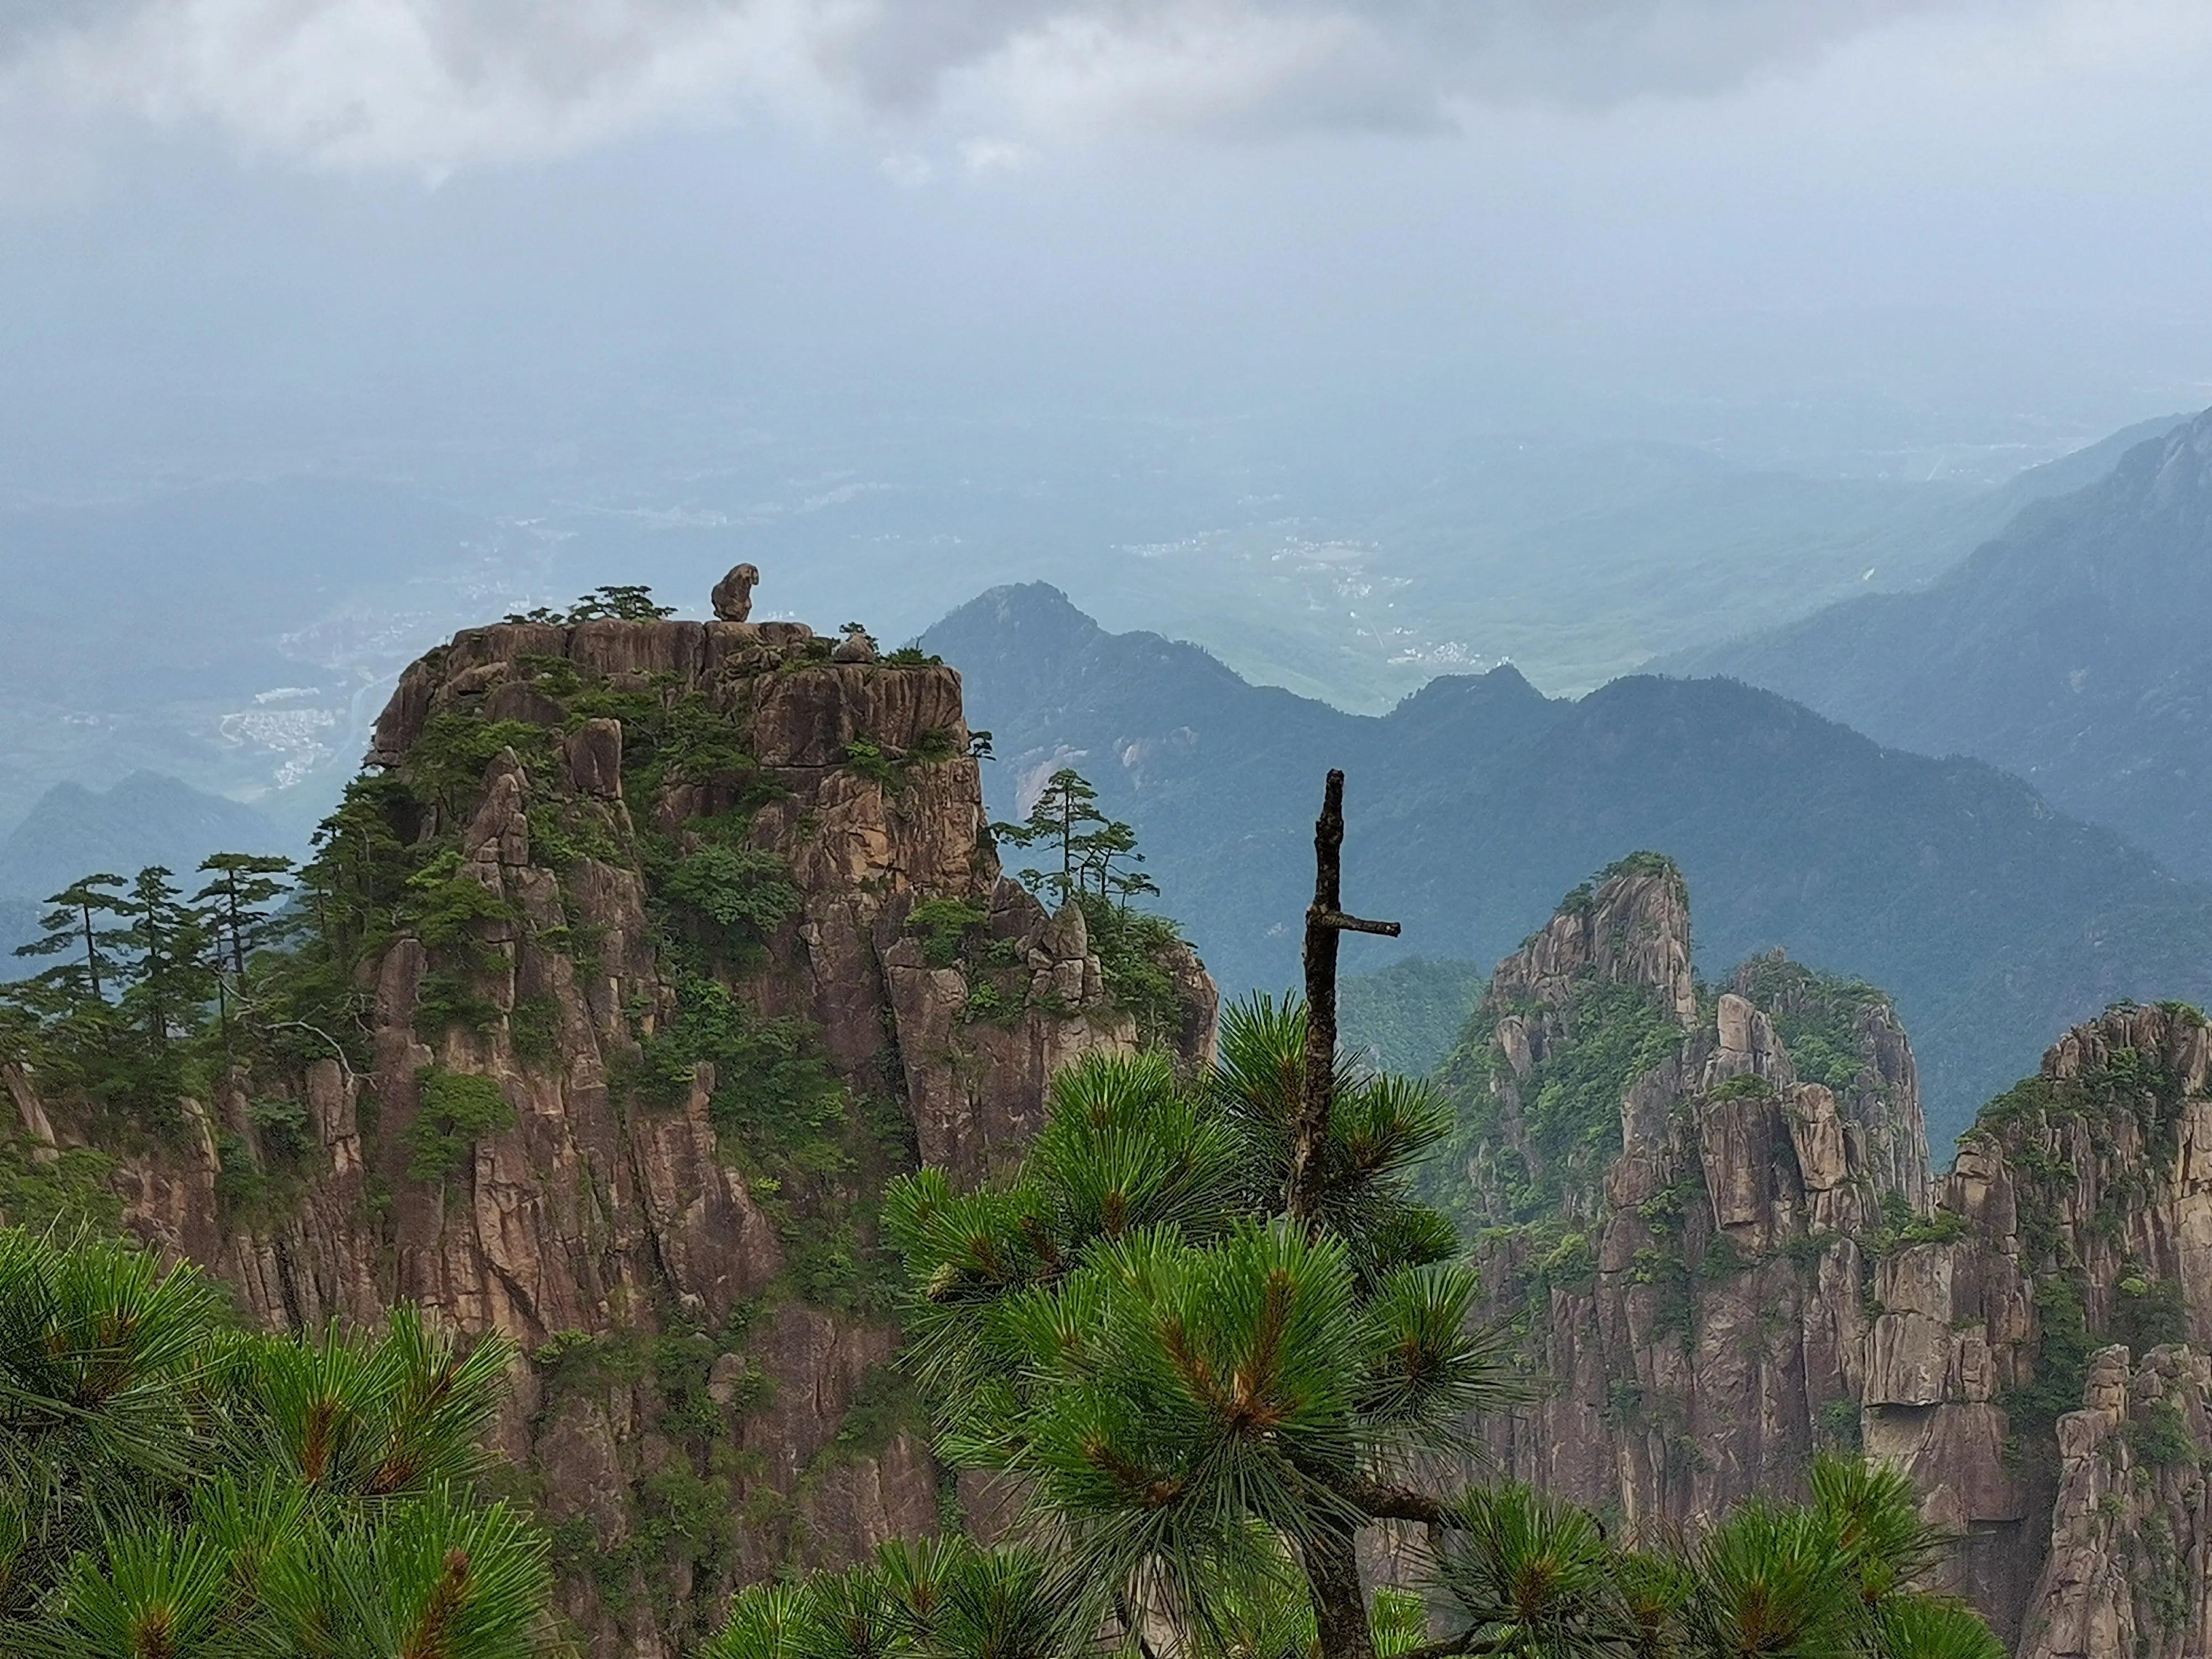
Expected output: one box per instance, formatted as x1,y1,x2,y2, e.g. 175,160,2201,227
13,873,129,1001
304,775,411,959
1079,817,1157,907
114,867,215,1049
566,583,675,621
720,771,2006,1659
992,769,1110,908
194,852,298,986
0,1228,556,1657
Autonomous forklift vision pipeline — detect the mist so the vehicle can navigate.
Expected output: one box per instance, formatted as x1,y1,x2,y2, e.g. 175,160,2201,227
3,0,2211,830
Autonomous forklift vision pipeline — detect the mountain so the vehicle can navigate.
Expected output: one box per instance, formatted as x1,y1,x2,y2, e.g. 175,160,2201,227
0,771,287,907
925,583,2212,1144
0,602,1216,1658
1338,956,1489,1076
0,418,2176,868
1436,858,2212,1652
1664,408,2212,880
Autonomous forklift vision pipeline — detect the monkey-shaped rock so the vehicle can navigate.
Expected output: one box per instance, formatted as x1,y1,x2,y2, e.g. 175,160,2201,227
711,562,760,623
832,622,878,664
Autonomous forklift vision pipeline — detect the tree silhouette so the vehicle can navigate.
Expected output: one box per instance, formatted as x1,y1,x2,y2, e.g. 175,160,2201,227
13,873,129,1001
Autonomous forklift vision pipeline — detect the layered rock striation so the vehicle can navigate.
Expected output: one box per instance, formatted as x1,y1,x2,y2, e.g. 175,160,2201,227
3,613,1215,1658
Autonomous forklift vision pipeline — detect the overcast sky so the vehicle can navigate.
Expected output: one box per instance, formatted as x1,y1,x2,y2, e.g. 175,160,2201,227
3,0,2210,495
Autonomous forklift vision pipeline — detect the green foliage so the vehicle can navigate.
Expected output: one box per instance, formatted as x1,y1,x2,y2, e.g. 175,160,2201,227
880,1017,1496,1635
1707,1072,1778,1103
0,1228,555,1656
403,849,518,951
2112,1272,2190,1354
194,853,299,987
248,1095,314,1161
507,993,561,1065
2000,1275,2096,1459
2120,1397,2199,1470
12,872,131,1001
661,843,800,963
626,977,908,1313
992,769,1156,910
505,583,676,623
1865,1191,1971,1256
406,1070,518,1186
906,898,989,968
728,994,1998,1659
841,738,904,788
1076,891,1188,1046
1974,1037,2196,1176
627,692,763,792
1,859,248,1133
1732,951,1893,1093
2130,1514,2192,1635
405,713,558,821
1819,1395,1865,1453
0,1140,123,1236
1432,972,1685,1227
822,1362,926,1465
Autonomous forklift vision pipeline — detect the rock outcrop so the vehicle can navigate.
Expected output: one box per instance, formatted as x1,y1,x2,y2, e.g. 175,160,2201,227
1442,859,2212,1649
2017,1345,2212,1659
8,613,1215,1659
1449,858,1919,1531
1867,1001,2212,1643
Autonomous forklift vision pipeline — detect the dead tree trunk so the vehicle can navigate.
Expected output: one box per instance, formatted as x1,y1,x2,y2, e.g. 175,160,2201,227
1287,767,1400,1225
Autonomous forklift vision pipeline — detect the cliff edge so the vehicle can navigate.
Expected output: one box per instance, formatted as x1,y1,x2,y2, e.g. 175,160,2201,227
1,611,1217,1658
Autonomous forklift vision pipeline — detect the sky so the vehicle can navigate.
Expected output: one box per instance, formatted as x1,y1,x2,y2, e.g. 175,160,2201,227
2,0,2211,498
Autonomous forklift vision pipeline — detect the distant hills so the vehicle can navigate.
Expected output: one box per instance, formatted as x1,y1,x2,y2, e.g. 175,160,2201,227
0,771,285,912
1666,408,2212,880
925,583,2212,1146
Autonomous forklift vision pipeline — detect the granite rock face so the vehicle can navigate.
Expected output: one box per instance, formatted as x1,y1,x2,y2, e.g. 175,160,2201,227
1459,865,1913,1533
14,615,1216,1659
2017,1345,2212,1659
1447,860,2212,1647
1868,1001,2212,1644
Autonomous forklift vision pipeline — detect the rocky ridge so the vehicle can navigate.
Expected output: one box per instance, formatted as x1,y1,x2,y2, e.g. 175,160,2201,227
1443,855,1923,1530
1444,859,2212,1648
1,612,1216,1659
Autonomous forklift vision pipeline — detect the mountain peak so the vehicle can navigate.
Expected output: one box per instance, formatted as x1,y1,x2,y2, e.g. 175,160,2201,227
927,582,1102,651
0,772,283,901
1490,852,1697,1024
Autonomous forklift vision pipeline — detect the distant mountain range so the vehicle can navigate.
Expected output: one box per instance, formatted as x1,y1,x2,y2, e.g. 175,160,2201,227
0,416,2176,850
1666,408,2212,880
924,583,2212,1146
0,769,285,907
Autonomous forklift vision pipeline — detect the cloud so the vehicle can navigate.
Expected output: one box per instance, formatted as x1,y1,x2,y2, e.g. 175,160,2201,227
0,0,2172,178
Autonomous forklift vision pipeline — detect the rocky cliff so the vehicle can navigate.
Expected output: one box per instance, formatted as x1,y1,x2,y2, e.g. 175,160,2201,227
1439,855,1925,1531
1440,859,2212,1649
1873,1001,2212,1653
0,611,1215,1658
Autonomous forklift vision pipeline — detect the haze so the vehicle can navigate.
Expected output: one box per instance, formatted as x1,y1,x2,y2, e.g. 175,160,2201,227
2,0,2211,831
